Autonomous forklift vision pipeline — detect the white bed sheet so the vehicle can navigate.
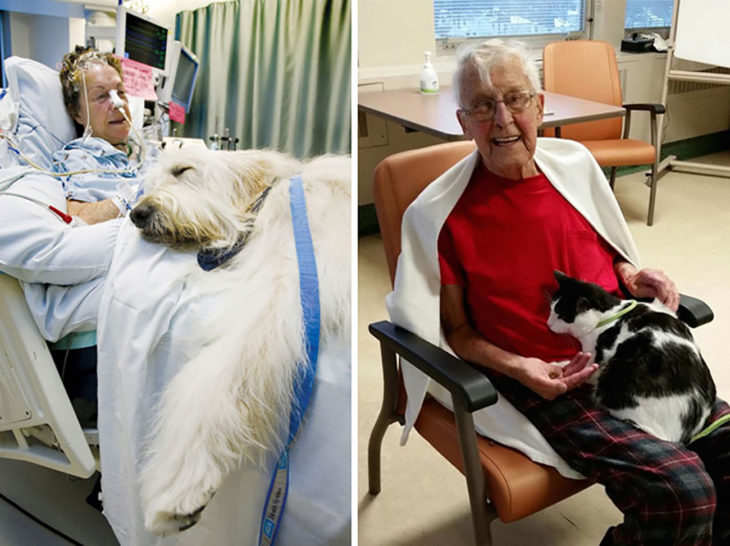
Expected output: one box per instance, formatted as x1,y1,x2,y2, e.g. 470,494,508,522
97,220,351,546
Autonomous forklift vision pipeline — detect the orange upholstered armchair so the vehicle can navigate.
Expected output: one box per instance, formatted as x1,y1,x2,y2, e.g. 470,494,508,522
367,141,592,545
366,141,714,545
542,40,666,226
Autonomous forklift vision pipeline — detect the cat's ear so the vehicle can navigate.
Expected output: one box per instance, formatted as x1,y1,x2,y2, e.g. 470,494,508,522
576,296,590,314
553,270,568,284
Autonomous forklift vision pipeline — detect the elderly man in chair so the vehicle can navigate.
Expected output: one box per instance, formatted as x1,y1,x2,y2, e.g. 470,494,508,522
387,40,729,545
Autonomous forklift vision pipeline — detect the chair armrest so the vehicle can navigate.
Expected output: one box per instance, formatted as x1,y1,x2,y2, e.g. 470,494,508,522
678,293,714,328
623,103,666,115
368,320,498,412
621,103,665,143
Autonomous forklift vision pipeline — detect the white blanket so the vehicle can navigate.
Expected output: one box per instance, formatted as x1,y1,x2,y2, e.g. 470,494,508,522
386,138,641,479
97,220,350,545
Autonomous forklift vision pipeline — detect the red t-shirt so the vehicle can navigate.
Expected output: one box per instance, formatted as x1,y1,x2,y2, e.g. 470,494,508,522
438,163,620,361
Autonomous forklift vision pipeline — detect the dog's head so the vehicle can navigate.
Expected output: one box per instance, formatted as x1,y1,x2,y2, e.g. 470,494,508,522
131,148,300,250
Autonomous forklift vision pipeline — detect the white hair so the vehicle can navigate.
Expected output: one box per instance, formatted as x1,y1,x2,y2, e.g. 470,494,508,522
452,39,542,108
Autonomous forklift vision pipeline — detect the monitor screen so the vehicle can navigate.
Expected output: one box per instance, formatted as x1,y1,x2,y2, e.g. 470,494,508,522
122,12,168,71
171,47,200,113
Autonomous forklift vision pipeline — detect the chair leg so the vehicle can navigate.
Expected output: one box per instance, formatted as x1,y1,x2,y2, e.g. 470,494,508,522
453,398,494,546
647,162,658,226
647,109,660,226
368,343,400,495
609,167,617,190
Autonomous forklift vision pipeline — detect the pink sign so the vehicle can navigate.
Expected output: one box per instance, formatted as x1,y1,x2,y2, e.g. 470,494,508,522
118,57,158,101
169,101,186,124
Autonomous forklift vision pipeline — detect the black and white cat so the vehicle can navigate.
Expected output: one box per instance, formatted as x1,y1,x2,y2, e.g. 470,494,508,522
547,270,715,444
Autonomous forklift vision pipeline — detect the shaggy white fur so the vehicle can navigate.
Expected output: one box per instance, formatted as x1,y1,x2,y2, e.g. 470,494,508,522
131,148,351,535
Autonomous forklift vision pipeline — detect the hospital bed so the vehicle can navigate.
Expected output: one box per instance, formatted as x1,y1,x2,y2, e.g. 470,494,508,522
0,56,351,545
0,57,101,478
0,274,98,477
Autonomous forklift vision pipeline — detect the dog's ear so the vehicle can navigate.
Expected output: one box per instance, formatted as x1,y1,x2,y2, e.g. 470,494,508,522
228,150,301,182
230,151,279,183
223,151,291,199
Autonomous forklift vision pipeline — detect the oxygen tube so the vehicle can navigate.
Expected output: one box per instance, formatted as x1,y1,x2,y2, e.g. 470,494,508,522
2,60,144,179
108,89,146,164
0,191,86,226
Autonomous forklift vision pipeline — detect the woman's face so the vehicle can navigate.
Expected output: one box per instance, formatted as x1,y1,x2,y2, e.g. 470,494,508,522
73,63,131,146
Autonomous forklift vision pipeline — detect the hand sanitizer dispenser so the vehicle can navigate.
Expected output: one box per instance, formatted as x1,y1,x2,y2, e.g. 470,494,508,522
419,51,439,94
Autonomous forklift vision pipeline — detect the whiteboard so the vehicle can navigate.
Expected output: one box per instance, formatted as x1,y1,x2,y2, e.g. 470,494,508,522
674,0,730,68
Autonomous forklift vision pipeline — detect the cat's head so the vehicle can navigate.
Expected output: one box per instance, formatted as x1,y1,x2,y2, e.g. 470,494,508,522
547,271,621,336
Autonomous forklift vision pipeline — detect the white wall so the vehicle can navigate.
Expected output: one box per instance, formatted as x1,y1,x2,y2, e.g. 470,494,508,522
148,0,234,29
359,1,435,71
592,0,627,49
8,13,82,69
8,14,31,60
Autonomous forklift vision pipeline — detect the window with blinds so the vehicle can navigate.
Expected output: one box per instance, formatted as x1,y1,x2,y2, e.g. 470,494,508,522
434,0,586,40
625,0,674,29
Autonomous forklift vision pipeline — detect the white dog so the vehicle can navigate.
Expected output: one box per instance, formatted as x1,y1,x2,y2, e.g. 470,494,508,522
129,148,351,535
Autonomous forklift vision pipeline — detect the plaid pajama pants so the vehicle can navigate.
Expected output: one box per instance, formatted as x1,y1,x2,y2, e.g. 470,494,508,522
487,374,730,545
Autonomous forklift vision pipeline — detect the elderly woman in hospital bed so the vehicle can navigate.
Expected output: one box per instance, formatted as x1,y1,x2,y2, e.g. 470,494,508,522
57,48,148,224
0,48,150,425
0,54,349,545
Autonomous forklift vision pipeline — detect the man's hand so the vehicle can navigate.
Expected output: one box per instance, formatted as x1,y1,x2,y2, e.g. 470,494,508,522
67,199,120,225
441,284,599,400
517,352,597,400
615,261,679,311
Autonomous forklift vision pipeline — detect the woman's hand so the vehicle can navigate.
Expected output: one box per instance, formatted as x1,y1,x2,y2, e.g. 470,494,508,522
615,261,679,311
67,199,120,225
516,352,597,400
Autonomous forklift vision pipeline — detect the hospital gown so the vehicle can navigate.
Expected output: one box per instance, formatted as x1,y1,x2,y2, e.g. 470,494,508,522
53,136,148,203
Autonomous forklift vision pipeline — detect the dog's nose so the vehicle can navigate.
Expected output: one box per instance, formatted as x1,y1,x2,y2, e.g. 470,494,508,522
130,203,155,228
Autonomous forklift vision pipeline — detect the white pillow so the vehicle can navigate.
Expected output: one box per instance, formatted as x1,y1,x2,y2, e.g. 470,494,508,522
4,56,76,170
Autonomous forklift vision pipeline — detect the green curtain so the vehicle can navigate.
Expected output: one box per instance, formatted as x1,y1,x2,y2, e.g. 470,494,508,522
175,0,350,158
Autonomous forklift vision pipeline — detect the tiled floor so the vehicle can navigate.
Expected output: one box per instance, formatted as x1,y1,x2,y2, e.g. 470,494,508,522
357,152,730,545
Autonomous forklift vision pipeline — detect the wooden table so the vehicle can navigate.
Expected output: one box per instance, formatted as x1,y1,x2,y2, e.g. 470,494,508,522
358,86,626,140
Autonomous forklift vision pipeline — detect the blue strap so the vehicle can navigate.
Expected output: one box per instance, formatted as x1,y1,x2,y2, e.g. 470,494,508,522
258,175,320,546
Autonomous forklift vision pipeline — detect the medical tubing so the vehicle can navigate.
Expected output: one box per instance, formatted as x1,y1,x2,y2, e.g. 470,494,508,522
59,331,78,381
1,133,140,178
2,61,142,176
118,104,146,164
80,67,92,142
76,65,141,163
108,89,124,110
108,88,146,163
1,191,74,224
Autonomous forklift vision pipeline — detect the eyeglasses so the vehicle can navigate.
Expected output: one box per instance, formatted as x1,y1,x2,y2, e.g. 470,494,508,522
460,91,536,122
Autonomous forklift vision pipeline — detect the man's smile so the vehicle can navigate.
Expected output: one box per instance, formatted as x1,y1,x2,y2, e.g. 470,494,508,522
491,135,521,146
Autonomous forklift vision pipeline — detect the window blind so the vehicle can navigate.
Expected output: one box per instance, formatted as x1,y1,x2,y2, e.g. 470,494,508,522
625,0,674,29
434,0,585,40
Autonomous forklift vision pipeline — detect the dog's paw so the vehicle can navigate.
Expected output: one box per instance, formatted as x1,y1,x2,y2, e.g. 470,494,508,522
143,491,215,536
